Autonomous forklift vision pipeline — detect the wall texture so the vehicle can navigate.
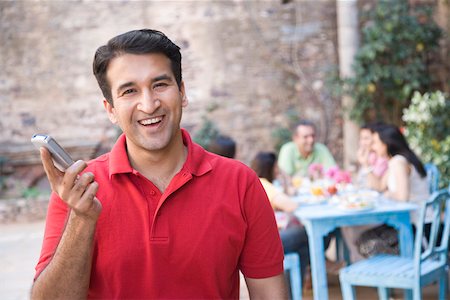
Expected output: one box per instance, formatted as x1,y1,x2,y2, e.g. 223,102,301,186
0,0,341,166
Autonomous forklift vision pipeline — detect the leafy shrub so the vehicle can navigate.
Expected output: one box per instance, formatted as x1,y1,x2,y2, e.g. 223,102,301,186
343,0,442,124
402,91,450,187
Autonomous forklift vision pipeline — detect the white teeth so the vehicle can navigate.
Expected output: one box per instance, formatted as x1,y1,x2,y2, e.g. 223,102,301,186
139,117,162,125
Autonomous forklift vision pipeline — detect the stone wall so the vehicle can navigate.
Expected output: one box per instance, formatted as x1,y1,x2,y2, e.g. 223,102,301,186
0,0,341,167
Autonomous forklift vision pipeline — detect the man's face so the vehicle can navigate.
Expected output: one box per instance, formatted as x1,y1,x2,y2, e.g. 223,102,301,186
359,128,373,150
103,53,188,155
293,125,316,157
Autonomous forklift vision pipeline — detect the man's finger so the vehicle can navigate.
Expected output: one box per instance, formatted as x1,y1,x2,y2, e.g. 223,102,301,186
40,147,64,181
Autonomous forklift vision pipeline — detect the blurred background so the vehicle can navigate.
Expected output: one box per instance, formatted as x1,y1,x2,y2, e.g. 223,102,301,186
0,0,448,201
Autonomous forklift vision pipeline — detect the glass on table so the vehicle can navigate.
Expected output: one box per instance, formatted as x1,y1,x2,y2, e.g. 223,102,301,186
291,176,303,189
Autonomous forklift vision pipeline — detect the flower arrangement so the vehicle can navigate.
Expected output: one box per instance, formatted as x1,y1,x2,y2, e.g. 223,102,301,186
308,163,323,180
308,164,352,184
325,166,352,184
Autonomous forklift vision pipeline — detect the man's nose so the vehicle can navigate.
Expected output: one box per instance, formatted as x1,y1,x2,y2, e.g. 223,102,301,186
137,89,160,113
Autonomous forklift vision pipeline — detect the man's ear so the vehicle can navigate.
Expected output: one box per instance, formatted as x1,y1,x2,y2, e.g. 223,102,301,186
180,81,188,108
103,99,118,124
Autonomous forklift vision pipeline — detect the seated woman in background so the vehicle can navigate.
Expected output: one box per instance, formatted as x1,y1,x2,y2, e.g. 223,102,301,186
250,152,310,287
342,122,389,262
357,124,431,257
368,124,429,204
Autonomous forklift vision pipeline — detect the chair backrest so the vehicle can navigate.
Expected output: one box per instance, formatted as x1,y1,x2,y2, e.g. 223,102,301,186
424,163,440,193
413,187,450,276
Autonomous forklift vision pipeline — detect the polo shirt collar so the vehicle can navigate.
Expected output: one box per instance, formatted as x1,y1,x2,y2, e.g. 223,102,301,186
108,129,212,179
180,129,212,177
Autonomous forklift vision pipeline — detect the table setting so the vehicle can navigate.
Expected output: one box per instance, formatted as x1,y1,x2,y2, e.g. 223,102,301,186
284,164,417,300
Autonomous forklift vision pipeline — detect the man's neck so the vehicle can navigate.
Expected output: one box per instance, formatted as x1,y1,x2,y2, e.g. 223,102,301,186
127,135,188,193
299,150,312,159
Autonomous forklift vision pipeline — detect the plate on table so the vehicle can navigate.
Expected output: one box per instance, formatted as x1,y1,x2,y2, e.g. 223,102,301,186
295,195,328,206
338,201,375,212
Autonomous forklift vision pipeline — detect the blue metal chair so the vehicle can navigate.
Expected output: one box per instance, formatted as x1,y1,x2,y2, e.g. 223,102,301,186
284,253,302,300
339,188,450,300
425,163,440,194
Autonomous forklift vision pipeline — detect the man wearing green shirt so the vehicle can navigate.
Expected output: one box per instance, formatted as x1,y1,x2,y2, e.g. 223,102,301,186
278,120,336,177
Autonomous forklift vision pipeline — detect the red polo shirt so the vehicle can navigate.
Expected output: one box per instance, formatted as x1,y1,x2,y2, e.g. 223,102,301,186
35,129,284,299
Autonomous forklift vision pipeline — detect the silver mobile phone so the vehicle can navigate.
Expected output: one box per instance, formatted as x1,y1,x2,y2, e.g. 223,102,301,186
31,134,74,171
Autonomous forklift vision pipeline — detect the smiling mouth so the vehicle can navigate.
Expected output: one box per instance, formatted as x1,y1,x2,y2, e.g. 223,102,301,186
139,116,163,126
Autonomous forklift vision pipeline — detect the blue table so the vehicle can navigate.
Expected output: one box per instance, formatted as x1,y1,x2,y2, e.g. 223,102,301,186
293,198,417,300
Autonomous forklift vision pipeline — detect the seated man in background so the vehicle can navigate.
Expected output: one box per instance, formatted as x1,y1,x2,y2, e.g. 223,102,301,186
278,120,341,274
278,120,336,178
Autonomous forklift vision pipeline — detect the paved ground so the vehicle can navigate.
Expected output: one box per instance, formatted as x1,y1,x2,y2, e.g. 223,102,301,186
0,220,444,300
0,220,44,300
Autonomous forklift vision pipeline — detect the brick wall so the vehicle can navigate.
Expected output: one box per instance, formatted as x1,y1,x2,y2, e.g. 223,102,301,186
0,0,346,167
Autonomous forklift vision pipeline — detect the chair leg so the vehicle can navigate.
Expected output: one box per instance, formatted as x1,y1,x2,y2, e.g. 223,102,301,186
438,271,448,300
340,280,355,300
289,267,302,300
377,287,389,300
412,286,421,300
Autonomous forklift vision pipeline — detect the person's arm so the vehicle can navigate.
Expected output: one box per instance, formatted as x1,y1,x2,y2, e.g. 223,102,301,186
31,148,102,300
384,157,410,202
361,155,388,192
365,169,385,192
245,274,288,300
272,192,298,213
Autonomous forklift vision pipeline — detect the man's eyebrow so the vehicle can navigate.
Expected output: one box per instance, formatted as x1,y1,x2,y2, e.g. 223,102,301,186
116,82,134,94
152,74,173,82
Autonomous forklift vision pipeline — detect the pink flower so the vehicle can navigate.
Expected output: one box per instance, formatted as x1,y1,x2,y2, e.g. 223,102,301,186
324,166,353,184
308,163,323,175
325,166,340,179
334,170,352,184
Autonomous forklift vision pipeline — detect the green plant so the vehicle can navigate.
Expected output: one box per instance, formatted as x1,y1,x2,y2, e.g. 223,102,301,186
271,109,299,153
192,116,220,149
22,186,41,199
343,0,442,124
402,91,450,187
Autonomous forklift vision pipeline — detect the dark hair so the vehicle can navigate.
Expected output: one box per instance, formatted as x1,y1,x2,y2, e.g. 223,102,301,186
93,29,182,105
374,124,427,177
250,152,277,183
362,121,386,132
207,135,236,159
291,120,316,134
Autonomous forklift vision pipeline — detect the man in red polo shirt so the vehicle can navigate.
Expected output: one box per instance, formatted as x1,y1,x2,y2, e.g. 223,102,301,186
31,29,287,299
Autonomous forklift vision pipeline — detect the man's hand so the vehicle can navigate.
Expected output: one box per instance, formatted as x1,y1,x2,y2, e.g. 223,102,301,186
40,148,102,221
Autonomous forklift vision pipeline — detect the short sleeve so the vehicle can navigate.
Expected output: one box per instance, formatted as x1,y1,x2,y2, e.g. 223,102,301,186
238,176,284,278
278,143,295,176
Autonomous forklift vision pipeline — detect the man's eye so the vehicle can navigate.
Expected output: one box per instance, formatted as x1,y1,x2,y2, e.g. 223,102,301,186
121,89,135,96
154,82,168,89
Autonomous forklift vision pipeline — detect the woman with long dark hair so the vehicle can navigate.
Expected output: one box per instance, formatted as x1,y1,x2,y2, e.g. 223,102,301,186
369,124,429,204
357,124,431,258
